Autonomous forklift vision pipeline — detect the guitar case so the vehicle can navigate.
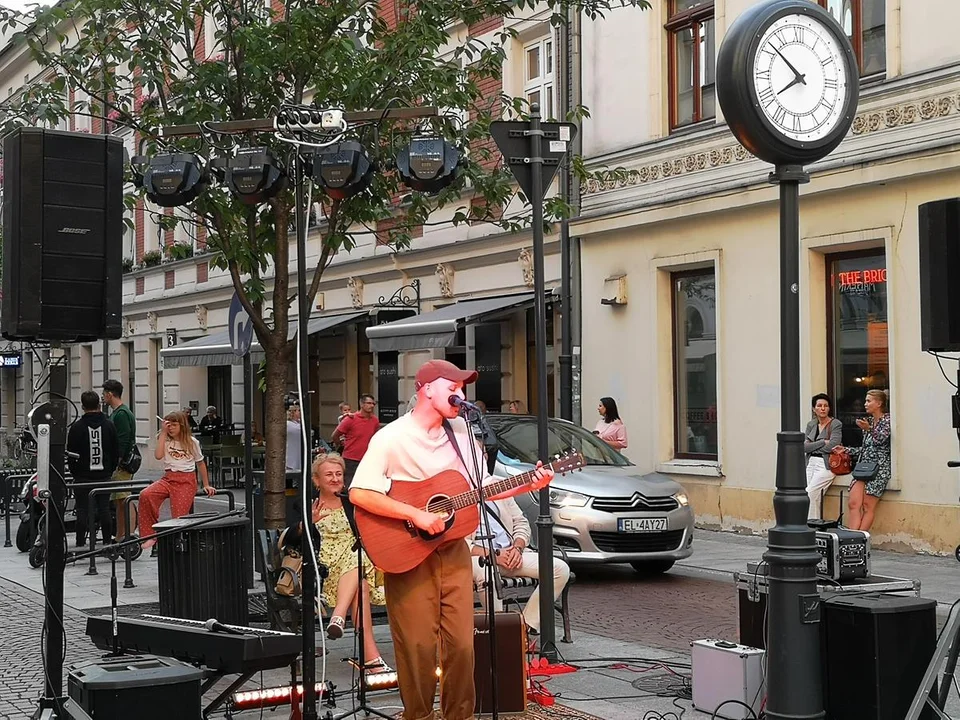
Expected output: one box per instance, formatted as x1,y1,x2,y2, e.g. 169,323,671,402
473,611,527,714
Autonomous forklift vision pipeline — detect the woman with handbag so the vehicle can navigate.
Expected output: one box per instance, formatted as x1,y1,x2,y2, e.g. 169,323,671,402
282,453,390,672
804,393,843,520
832,389,891,531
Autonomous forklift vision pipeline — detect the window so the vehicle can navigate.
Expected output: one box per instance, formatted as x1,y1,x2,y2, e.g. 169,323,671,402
672,269,718,459
666,0,715,130
523,35,556,120
814,0,885,76
827,250,888,447
124,342,136,417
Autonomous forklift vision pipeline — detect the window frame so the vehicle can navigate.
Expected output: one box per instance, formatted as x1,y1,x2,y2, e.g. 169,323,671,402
522,33,557,120
665,0,716,131
824,247,888,446
671,266,718,461
813,0,885,78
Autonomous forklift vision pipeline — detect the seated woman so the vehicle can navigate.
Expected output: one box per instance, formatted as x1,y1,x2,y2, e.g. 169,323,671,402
284,452,390,671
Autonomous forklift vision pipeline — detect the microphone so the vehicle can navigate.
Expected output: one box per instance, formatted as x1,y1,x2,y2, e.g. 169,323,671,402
204,618,246,636
448,395,483,413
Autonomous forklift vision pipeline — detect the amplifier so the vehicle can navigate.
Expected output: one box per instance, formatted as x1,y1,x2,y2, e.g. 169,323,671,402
474,611,527,714
816,529,870,581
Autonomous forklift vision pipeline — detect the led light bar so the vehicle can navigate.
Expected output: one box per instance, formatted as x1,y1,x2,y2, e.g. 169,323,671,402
230,681,332,711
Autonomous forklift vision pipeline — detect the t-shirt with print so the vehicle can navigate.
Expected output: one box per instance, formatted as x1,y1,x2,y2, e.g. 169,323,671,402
350,414,488,495
164,436,204,473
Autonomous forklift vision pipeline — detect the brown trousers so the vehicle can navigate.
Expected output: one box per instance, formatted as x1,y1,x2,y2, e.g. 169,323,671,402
384,539,475,720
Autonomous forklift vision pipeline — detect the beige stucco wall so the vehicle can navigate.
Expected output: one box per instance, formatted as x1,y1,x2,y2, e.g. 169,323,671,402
578,154,960,554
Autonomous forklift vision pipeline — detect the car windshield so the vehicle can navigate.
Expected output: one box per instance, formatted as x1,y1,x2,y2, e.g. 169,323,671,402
488,417,632,467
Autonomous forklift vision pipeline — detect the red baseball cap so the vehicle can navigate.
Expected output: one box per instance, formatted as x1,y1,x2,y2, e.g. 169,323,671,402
415,359,478,388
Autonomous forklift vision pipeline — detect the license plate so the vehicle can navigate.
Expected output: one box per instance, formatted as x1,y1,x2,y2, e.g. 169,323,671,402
618,517,667,533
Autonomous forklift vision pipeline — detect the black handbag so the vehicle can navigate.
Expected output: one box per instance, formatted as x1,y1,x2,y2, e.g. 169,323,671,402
851,460,879,481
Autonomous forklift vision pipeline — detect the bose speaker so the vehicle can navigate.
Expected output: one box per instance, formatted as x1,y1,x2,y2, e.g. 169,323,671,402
2,127,124,342
919,198,960,351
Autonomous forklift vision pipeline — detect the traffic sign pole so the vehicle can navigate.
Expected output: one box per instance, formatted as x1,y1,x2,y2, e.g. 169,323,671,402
529,104,558,663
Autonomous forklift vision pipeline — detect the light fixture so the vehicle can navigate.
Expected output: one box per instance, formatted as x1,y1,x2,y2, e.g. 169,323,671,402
131,153,208,208
312,141,375,200
229,681,332,711
222,147,287,205
365,670,400,690
396,136,460,194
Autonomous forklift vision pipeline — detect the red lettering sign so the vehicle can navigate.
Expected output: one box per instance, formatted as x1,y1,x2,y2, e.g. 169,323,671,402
838,268,886,287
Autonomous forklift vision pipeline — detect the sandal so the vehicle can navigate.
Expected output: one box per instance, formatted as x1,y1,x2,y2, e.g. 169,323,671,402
327,615,345,640
364,656,393,672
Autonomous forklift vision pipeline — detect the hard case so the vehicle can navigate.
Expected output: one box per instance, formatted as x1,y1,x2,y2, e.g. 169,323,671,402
691,639,765,720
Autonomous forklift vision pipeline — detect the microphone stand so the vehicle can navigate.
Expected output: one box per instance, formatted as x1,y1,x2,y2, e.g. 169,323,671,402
462,407,501,720
66,510,247,656
334,493,392,720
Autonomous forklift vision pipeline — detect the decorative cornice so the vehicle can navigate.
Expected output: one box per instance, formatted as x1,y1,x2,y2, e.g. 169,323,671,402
583,91,960,197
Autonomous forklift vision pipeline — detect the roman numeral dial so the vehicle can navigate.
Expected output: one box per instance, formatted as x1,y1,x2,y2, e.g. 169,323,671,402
751,13,849,143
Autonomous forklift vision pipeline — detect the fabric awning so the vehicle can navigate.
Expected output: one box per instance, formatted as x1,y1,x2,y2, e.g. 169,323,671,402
161,311,368,368
366,293,534,352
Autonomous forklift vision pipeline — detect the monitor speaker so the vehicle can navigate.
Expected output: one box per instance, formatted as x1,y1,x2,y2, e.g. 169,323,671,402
473,611,527,714
2,127,124,342
821,593,937,720
919,198,960,352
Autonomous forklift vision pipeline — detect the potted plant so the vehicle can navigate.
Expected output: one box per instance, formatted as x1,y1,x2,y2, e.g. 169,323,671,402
122,257,135,273
166,242,194,262
141,250,162,268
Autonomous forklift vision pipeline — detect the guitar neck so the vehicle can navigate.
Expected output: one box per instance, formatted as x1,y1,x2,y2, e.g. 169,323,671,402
448,464,550,511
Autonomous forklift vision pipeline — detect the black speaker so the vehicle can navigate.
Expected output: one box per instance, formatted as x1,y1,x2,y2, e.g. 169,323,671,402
919,198,960,351
821,593,937,720
67,654,202,719
2,127,124,342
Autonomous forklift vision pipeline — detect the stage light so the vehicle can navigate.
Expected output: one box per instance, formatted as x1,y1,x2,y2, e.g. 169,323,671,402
132,153,208,208
229,681,332,711
365,670,399,690
312,141,375,200
222,147,287,205
396,136,460,194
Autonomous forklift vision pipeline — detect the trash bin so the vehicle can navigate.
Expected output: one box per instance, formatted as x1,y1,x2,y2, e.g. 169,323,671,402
68,654,203,720
155,512,248,625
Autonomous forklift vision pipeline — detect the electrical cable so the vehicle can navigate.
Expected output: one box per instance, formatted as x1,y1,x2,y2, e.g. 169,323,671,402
711,699,759,719
928,351,960,389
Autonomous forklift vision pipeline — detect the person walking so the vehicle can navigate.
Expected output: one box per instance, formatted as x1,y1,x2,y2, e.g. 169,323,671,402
139,411,214,551
349,359,554,720
67,391,120,547
832,389,892,532
804,393,843,521
594,396,627,449
332,394,380,486
286,404,303,472
102,379,137,541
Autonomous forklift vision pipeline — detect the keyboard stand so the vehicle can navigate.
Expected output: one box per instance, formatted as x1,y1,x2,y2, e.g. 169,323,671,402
203,670,256,719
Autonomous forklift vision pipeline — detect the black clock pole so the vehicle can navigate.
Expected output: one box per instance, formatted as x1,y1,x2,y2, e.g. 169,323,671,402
764,163,824,720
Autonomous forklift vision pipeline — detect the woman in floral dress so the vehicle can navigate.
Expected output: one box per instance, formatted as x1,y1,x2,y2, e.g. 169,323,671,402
285,452,389,671
833,389,891,531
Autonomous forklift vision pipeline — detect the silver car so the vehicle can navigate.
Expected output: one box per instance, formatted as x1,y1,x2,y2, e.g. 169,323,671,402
486,414,695,574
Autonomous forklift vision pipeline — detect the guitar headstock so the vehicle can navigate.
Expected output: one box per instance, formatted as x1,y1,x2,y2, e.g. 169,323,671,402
550,450,585,475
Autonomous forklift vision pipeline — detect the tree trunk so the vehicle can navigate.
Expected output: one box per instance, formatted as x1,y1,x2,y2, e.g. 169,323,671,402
262,346,291,529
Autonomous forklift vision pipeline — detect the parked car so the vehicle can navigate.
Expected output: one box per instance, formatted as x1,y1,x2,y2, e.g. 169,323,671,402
485,414,694,574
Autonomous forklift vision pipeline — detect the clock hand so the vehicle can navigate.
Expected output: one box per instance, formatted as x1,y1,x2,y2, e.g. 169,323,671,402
777,74,806,95
773,46,807,85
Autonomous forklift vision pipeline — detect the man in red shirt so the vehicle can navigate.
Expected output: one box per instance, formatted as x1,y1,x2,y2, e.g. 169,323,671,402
332,394,380,484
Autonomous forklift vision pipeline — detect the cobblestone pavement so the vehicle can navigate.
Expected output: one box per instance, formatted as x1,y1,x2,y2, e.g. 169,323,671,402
568,564,738,652
0,577,101,720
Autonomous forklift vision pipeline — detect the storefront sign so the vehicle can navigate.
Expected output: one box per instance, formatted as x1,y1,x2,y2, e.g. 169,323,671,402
0,353,21,368
838,268,887,290
377,351,400,424
474,324,502,411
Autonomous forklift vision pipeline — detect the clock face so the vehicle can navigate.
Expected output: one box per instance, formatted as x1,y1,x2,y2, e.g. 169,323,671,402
752,13,848,143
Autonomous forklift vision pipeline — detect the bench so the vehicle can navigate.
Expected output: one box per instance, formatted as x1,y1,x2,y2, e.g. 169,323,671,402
257,528,303,633
473,550,575,643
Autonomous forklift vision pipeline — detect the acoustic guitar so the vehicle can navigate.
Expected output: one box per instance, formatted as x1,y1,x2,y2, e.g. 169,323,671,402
354,451,585,574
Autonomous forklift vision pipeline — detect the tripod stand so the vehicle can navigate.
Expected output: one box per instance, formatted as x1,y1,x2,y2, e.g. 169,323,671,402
331,492,392,720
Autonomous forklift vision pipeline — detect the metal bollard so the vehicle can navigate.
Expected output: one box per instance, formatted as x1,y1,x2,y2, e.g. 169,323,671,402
122,494,140,589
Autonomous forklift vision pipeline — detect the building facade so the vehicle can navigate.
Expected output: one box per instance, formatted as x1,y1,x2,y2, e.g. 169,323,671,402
577,0,960,552
0,5,571,470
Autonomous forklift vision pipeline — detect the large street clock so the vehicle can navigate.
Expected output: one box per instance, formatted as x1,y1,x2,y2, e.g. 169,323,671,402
717,0,859,166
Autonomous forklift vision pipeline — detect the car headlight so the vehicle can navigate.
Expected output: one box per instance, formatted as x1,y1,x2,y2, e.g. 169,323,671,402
674,492,690,507
549,489,589,508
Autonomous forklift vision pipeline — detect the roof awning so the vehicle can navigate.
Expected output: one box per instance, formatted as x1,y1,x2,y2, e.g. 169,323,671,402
366,293,534,352
161,311,368,368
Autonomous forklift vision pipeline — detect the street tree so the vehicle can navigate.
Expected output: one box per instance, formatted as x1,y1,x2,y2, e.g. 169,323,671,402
0,0,647,527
